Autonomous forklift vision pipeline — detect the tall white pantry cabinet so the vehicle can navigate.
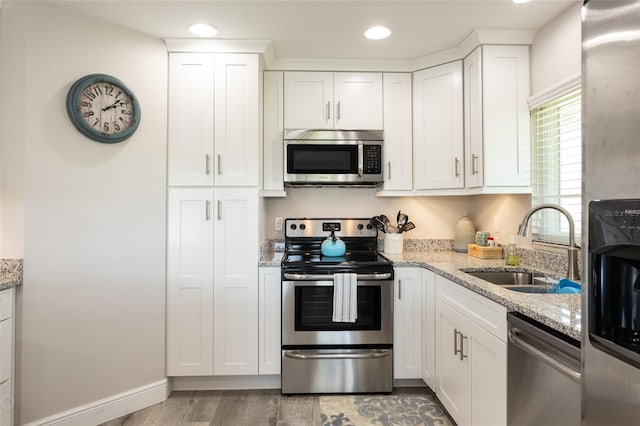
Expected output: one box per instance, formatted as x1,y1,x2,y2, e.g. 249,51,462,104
166,52,260,376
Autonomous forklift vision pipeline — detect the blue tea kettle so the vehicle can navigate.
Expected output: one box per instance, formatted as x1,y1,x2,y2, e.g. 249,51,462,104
321,230,346,257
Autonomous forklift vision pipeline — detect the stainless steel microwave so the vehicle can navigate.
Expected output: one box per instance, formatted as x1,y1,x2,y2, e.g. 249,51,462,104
284,129,384,187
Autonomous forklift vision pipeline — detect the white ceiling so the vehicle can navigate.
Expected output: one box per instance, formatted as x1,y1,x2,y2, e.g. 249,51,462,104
50,0,577,61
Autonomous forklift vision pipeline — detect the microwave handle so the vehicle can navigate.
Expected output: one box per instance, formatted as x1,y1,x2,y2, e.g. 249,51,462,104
358,143,364,177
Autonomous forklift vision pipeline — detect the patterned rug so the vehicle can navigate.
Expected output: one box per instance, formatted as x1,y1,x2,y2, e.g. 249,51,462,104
319,394,454,426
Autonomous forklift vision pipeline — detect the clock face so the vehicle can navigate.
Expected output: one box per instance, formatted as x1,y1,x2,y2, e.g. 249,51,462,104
66,74,140,143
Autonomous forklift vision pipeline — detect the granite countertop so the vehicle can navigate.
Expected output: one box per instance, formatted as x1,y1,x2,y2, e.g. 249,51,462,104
384,251,581,341
0,259,23,291
259,249,581,341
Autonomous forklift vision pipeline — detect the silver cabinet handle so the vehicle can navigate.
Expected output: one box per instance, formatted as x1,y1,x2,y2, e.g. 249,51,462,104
337,101,341,120
387,161,392,180
205,154,211,175
358,143,364,177
455,157,460,177
326,101,331,120
460,333,468,360
217,200,222,221
454,328,460,356
217,154,222,175
472,154,479,175
205,200,211,221
284,349,391,360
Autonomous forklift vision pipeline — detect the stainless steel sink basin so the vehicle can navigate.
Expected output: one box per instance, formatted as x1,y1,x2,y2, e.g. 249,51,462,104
463,270,556,294
464,271,534,285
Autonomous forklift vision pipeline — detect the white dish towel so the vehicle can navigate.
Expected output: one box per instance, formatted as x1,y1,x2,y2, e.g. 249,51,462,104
332,273,358,323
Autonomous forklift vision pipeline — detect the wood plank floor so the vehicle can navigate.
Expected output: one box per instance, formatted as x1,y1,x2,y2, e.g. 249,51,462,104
100,387,449,426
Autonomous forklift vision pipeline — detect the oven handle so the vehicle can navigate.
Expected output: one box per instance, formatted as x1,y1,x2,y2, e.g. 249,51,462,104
283,272,392,281
283,349,392,360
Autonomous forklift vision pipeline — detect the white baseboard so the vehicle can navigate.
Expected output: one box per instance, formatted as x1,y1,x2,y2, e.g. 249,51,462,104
172,375,281,391
24,378,170,426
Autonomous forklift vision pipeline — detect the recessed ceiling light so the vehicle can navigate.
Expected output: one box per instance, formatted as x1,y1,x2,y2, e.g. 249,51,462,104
512,0,531,4
364,26,391,40
189,23,218,38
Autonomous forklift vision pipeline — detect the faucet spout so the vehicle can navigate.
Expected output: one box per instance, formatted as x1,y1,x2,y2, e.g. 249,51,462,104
516,204,580,281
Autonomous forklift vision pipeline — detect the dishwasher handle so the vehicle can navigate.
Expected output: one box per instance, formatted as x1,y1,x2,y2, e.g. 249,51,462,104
509,326,581,384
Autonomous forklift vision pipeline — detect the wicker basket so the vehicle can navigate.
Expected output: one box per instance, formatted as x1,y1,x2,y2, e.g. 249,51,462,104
467,244,503,259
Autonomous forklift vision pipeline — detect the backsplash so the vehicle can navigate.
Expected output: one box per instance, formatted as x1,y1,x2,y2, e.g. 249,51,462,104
260,239,580,279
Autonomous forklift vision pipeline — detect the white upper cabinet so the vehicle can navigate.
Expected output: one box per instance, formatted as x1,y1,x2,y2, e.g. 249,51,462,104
284,72,382,130
413,61,464,190
464,45,531,190
464,47,484,189
168,53,259,187
263,71,285,194
333,72,383,129
382,73,413,191
168,54,215,187
214,54,260,187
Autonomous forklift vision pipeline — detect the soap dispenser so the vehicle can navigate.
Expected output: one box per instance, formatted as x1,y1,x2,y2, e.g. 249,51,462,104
505,235,520,266
454,212,476,253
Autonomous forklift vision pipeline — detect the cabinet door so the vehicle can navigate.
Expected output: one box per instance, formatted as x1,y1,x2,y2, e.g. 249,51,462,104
213,188,259,375
437,300,471,426
166,188,214,376
467,319,507,426
168,53,215,186
0,379,11,426
214,54,259,186
259,267,281,375
382,73,413,191
482,45,530,187
263,71,285,193
421,270,436,388
393,268,423,379
284,72,333,129
413,61,464,190
334,72,383,129
464,47,484,189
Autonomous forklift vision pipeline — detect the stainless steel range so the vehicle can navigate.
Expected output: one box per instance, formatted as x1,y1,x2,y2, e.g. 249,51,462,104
281,218,394,394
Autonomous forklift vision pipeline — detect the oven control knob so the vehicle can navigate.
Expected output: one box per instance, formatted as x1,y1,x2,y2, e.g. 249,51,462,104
357,224,364,230
366,224,373,230
290,224,297,230
300,224,306,230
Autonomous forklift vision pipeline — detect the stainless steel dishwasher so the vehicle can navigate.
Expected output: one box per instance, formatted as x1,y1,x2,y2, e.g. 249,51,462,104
507,312,581,426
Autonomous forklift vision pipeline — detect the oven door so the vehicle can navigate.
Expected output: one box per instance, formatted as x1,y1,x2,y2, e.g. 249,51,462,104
282,274,393,346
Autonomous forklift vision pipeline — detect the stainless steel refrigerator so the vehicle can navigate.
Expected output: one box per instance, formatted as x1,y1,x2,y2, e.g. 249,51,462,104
583,1,640,424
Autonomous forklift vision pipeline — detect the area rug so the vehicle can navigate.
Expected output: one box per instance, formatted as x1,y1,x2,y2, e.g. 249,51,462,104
319,394,454,426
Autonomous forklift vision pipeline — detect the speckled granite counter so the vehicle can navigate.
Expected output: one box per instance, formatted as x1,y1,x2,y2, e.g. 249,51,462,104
259,251,283,267
384,251,581,341
0,259,23,290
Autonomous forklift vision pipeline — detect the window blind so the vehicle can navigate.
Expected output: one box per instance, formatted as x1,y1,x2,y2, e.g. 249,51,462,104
530,89,582,245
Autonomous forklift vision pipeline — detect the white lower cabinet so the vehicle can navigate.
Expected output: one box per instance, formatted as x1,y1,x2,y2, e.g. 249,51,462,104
0,288,14,426
393,267,423,379
436,274,507,426
167,187,259,377
421,269,436,388
258,267,281,375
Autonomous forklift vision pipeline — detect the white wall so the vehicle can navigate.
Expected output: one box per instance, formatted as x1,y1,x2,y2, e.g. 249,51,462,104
264,189,531,243
1,2,168,423
530,1,581,96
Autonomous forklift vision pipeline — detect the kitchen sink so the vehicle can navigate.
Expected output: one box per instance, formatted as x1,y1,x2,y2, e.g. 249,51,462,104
463,270,558,294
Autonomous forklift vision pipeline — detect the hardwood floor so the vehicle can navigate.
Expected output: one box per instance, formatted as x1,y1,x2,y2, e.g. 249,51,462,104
100,387,446,426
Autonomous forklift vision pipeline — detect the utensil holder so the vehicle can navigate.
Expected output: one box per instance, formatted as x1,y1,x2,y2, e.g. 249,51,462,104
384,233,403,254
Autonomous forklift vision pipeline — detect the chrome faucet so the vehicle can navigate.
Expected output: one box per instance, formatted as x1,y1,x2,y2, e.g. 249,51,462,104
516,204,581,281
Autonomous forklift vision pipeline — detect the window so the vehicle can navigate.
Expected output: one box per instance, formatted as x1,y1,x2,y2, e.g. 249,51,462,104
530,89,582,245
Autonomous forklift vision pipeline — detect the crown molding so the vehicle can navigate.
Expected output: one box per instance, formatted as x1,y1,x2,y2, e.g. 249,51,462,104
165,28,537,72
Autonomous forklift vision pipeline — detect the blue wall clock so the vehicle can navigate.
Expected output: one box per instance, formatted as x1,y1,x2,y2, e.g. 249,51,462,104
66,74,141,143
